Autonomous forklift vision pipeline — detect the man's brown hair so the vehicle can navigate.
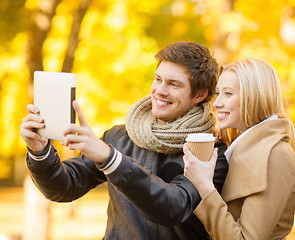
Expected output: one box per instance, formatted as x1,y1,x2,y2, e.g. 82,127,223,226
155,41,218,103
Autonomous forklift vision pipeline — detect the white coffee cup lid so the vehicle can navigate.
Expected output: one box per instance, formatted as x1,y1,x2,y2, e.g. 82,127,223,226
185,133,215,142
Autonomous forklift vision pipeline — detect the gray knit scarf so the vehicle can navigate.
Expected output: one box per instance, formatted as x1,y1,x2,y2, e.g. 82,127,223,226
125,95,216,154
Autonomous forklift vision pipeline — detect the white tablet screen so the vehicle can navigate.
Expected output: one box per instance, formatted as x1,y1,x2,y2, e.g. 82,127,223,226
34,71,76,141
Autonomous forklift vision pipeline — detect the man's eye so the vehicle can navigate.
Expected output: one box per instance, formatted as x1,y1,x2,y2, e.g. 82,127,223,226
170,83,179,87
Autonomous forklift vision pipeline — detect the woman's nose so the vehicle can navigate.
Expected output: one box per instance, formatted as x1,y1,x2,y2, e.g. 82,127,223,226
213,95,222,108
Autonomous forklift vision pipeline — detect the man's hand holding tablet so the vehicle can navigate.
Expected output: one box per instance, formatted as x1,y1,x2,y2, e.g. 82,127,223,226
20,71,76,152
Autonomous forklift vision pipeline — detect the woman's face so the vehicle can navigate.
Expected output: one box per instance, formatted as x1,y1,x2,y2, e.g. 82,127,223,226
213,70,243,131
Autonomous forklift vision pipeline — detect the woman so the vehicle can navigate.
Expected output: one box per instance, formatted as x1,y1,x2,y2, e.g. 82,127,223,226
183,58,295,240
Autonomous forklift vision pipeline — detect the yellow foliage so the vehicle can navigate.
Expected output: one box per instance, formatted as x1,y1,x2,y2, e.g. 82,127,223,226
1,0,295,180
24,0,39,10
0,160,12,179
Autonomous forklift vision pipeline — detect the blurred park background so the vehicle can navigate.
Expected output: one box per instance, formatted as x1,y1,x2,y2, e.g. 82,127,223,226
1,0,295,239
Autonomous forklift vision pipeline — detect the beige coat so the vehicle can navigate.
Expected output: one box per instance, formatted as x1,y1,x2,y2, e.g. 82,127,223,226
195,118,295,240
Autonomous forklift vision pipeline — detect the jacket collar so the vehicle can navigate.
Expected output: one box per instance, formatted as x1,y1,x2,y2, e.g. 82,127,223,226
224,114,278,164
222,118,290,202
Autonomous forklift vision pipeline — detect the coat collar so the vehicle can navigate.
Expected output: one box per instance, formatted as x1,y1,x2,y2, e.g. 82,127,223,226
224,114,278,163
222,118,290,202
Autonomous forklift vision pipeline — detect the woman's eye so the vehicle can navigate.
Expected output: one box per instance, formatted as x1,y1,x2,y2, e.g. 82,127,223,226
224,92,232,96
215,91,219,96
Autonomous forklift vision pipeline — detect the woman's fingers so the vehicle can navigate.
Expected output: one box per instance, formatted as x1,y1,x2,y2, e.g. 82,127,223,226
183,143,197,159
209,148,218,165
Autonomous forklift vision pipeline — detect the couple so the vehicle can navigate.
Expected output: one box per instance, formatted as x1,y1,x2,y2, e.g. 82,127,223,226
20,41,295,240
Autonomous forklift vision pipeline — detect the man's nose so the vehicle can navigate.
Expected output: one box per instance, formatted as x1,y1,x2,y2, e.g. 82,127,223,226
156,82,168,95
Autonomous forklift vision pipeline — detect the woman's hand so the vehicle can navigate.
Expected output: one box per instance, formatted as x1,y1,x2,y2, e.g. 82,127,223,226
61,101,111,164
20,104,49,152
183,144,218,198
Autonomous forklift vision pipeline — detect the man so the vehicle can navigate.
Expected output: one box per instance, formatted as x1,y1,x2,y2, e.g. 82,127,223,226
20,41,228,240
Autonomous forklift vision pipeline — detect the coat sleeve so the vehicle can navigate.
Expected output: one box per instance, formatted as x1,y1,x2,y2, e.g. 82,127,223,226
26,142,107,202
194,142,295,240
26,126,126,202
104,143,228,226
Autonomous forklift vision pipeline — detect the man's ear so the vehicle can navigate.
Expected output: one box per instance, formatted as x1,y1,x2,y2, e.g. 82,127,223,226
193,89,208,106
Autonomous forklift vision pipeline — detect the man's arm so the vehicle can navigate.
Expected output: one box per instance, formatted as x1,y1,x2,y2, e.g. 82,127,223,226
95,143,228,226
59,101,228,224
26,141,107,202
20,102,107,202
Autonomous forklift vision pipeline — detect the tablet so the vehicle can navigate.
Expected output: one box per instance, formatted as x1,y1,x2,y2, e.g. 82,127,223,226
34,71,76,141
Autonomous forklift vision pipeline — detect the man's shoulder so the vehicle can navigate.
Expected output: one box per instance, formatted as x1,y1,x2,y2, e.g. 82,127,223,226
108,124,127,134
214,141,227,151
214,141,228,162
102,124,128,142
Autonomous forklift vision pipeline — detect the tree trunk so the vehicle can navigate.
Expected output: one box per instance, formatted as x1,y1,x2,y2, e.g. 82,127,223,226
24,1,62,239
62,0,93,73
26,0,62,83
229,0,235,10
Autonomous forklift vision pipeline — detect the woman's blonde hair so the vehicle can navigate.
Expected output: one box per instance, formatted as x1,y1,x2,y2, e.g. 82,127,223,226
219,58,295,149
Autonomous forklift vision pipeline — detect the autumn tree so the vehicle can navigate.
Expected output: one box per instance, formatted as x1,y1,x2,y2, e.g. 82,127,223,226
1,0,295,184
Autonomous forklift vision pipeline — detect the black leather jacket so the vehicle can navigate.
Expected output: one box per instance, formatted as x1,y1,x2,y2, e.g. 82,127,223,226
27,124,228,240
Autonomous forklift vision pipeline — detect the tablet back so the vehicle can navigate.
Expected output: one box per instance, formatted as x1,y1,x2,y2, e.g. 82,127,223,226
34,71,76,141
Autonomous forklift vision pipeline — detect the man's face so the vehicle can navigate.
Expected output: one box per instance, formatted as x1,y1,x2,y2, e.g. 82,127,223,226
151,61,200,123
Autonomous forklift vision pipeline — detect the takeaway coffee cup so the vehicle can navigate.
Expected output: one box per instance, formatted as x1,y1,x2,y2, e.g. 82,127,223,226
185,133,215,161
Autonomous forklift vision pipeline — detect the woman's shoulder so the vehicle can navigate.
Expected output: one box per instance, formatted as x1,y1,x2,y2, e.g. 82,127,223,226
269,140,295,170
